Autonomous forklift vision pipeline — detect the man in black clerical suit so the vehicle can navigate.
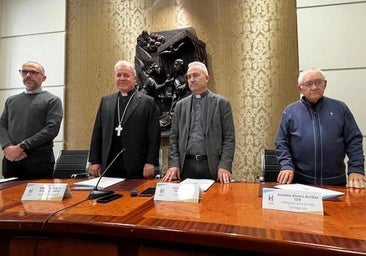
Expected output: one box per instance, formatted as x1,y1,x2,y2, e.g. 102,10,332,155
89,60,160,179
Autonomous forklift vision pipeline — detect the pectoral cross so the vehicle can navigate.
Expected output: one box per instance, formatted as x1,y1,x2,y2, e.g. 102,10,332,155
115,124,123,136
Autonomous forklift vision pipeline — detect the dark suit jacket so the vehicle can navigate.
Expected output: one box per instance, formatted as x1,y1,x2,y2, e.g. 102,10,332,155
89,90,160,178
168,90,235,180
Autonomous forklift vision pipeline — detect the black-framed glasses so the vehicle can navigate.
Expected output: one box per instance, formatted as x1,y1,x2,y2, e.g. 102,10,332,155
19,69,43,77
301,79,325,87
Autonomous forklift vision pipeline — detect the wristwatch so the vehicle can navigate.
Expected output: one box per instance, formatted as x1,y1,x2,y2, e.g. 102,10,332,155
19,142,28,150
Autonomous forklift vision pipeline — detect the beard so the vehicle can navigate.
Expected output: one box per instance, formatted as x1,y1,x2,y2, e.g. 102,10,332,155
23,79,40,91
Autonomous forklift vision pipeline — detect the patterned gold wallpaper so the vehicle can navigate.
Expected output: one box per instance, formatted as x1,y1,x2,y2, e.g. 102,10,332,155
66,0,299,181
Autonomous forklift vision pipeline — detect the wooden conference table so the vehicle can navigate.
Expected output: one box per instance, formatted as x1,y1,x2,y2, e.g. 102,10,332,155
0,178,365,256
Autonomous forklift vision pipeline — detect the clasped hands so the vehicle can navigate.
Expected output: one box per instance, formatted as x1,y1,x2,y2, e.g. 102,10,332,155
3,145,27,162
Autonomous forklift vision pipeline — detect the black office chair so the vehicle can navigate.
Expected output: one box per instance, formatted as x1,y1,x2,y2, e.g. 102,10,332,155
260,149,281,182
53,150,89,178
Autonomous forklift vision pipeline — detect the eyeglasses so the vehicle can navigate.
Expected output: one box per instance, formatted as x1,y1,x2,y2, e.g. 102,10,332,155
301,79,325,87
19,69,43,77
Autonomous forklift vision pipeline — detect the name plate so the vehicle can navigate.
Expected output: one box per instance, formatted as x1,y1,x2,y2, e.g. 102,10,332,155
262,188,323,215
154,182,200,203
21,183,72,201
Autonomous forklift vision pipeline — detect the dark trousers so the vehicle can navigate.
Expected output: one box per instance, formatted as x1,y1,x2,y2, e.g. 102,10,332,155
105,151,143,179
2,149,55,179
182,158,212,180
105,152,127,178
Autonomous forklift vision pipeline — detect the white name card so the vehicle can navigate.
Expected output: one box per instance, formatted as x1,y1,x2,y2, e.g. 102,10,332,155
154,182,200,203
21,183,72,201
262,188,323,215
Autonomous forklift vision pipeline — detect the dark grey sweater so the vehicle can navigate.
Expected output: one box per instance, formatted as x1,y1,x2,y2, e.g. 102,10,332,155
0,90,63,151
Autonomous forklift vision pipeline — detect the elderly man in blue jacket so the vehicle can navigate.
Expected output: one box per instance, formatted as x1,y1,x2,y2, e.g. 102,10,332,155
275,68,366,188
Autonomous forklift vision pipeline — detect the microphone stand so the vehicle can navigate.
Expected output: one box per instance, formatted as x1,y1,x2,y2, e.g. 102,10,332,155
87,148,125,200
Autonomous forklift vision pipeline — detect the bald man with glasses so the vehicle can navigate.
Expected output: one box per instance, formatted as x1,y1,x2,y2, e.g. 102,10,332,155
0,61,63,179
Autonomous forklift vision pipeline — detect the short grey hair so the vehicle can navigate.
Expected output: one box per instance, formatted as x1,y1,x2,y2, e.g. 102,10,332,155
298,68,326,86
188,61,209,76
23,61,45,74
114,60,136,77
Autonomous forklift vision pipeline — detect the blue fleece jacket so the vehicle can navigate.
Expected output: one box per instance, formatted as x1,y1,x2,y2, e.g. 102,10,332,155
275,96,364,185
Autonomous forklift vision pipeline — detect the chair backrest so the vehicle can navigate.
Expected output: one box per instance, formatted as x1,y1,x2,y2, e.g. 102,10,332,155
53,150,89,178
261,149,281,182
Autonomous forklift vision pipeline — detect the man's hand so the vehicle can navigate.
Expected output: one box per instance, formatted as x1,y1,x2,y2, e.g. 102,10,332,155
217,168,231,183
277,169,294,184
143,163,155,178
347,173,366,188
162,167,180,182
89,164,102,177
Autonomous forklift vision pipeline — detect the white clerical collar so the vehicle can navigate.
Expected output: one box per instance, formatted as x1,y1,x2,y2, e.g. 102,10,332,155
120,90,135,97
193,90,209,99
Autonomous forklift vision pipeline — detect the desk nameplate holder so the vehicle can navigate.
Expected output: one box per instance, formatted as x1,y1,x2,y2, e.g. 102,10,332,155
154,182,200,203
21,183,72,201
262,188,323,215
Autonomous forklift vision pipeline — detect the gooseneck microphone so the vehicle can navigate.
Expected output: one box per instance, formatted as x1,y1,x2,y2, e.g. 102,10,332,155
87,148,125,200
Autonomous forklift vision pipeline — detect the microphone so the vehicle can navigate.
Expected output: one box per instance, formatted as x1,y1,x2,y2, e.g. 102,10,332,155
87,148,125,200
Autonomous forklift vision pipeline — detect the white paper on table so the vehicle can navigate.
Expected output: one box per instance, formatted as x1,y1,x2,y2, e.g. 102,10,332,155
274,183,344,199
73,177,125,189
180,178,215,192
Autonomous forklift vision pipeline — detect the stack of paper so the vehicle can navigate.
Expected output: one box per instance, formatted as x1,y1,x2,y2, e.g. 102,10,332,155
274,183,344,199
73,177,125,189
